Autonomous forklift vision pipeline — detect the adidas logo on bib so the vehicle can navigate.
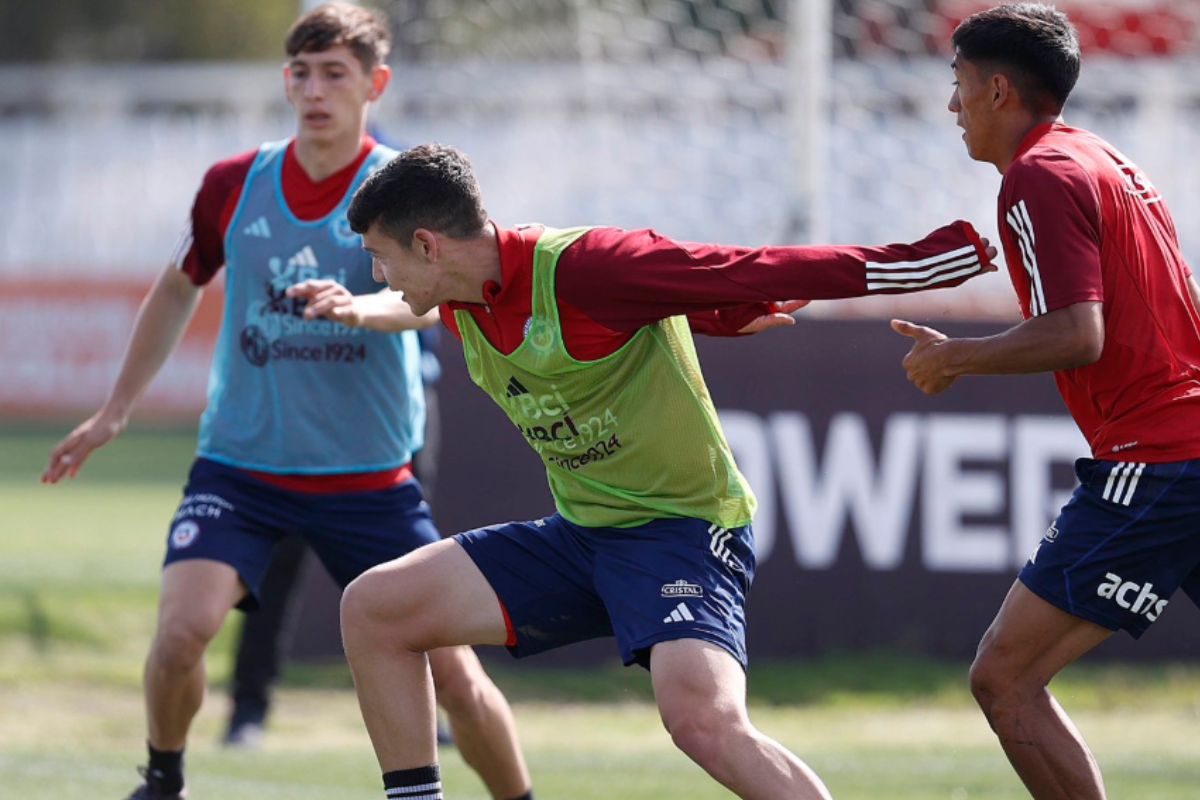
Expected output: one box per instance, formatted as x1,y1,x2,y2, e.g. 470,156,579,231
243,216,272,238
287,245,319,269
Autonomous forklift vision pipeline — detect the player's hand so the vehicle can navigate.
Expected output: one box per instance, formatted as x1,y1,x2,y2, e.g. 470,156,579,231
891,318,957,395
287,279,366,328
737,300,811,335
42,410,127,484
979,237,999,271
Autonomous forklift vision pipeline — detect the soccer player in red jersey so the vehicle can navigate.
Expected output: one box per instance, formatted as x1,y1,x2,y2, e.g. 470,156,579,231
293,142,998,800
892,5,1200,798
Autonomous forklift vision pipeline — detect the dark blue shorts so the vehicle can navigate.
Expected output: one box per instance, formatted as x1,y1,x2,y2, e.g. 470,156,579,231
454,514,755,669
1020,458,1200,638
164,458,440,610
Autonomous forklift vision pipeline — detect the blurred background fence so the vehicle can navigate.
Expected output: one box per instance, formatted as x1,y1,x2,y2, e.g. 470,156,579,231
2,0,1199,660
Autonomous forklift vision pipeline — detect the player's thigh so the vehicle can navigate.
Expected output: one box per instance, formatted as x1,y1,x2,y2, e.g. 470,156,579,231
157,559,245,644
343,537,509,649
650,638,750,732
973,579,1113,689
303,478,441,588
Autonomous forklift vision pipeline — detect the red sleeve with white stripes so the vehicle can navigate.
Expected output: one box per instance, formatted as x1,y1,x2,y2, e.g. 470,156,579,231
998,152,1103,318
556,222,991,333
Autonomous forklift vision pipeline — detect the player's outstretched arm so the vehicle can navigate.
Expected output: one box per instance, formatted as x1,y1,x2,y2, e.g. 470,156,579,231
43,265,203,483
287,279,438,332
891,300,1104,395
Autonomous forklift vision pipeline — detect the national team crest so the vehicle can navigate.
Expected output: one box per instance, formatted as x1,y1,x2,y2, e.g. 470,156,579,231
170,520,200,549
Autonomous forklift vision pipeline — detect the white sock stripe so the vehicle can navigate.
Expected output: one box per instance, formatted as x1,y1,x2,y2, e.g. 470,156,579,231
866,253,980,282
865,244,977,271
386,781,443,796
1120,463,1146,506
866,264,982,291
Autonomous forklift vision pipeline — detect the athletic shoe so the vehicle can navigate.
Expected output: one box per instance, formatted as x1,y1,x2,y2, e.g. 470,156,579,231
124,766,187,799
222,702,267,749
223,718,265,749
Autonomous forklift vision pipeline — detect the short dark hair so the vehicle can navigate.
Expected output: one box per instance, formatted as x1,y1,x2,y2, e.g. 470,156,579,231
952,3,1081,113
286,2,391,71
348,144,489,245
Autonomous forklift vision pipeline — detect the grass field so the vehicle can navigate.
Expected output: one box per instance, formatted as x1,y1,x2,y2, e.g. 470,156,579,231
3,426,1199,799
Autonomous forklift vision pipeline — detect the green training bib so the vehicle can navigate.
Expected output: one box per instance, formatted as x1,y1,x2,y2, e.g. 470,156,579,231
456,226,756,529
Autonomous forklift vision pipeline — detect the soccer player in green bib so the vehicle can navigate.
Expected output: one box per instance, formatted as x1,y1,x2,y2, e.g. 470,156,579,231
308,143,995,799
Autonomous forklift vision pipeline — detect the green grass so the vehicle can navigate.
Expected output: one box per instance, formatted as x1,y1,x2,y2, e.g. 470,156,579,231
3,425,1200,798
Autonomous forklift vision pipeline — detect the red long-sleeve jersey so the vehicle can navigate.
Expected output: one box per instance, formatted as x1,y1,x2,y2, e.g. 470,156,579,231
442,221,991,360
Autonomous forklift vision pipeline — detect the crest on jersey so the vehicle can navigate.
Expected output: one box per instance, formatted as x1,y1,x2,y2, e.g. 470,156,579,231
1116,160,1162,205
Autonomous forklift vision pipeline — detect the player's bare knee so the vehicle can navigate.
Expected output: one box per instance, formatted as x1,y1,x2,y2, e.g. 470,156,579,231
339,571,384,639
341,566,430,650
662,706,743,769
968,650,1005,712
149,619,214,674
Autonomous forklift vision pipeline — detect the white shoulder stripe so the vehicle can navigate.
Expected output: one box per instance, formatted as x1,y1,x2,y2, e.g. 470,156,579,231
169,217,194,269
1005,200,1047,316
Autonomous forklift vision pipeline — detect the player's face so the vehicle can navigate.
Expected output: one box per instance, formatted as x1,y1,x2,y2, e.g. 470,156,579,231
948,53,999,164
284,45,387,143
362,224,441,315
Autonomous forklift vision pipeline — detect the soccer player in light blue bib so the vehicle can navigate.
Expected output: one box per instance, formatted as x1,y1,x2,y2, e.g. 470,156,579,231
43,6,532,800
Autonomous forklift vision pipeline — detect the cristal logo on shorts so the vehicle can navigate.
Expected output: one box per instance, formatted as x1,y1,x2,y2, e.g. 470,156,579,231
661,580,704,598
170,520,200,549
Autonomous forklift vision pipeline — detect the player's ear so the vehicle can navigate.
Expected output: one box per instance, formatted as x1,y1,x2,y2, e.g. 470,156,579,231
990,73,1010,109
282,63,296,102
412,228,438,261
368,64,391,102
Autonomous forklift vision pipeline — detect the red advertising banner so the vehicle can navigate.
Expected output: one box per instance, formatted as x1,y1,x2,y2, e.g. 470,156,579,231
0,278,222,419
938,0,1196,55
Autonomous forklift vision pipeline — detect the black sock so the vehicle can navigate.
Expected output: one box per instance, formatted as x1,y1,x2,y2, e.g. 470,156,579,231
505,793,534,800
383,764,441,799
146,742,185,793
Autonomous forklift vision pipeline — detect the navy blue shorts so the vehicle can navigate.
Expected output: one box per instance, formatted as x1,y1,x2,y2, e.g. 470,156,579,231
164,458,440,610
1020,458,1200,638
454,514,755,669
